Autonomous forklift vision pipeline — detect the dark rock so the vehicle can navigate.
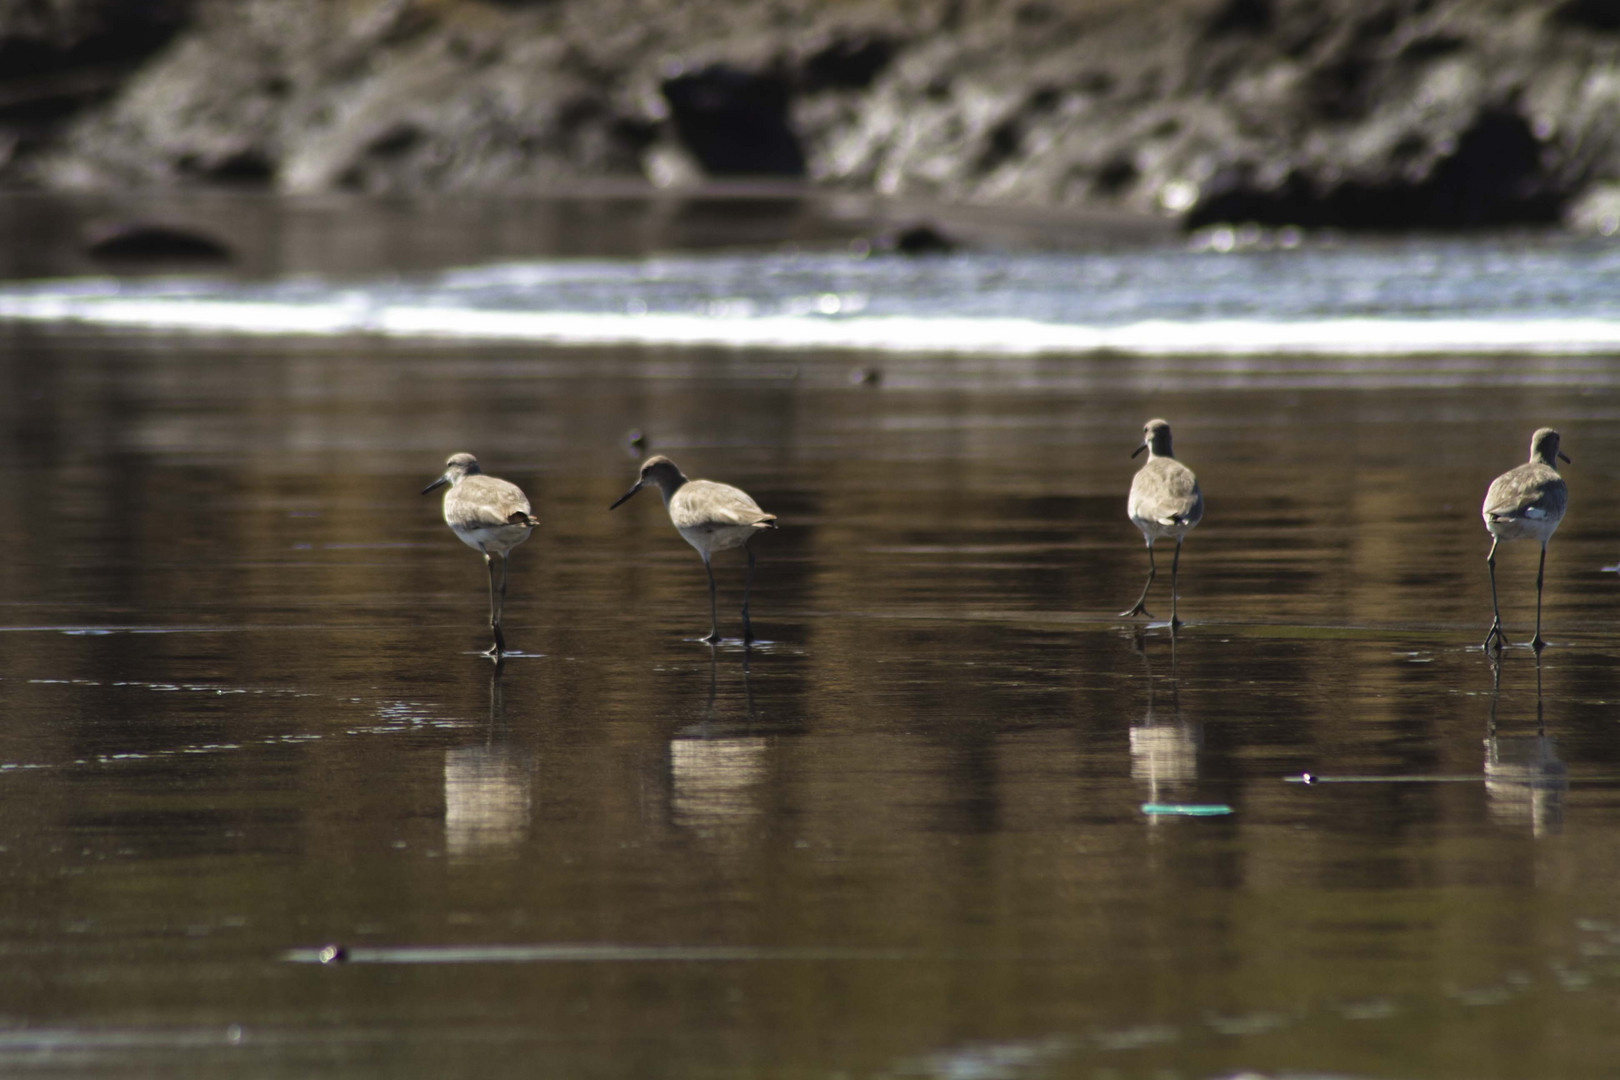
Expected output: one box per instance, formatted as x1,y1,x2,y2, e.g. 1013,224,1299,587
85,221,232,262
662,64,806,177
878,222,958,256
1187,106,1565,230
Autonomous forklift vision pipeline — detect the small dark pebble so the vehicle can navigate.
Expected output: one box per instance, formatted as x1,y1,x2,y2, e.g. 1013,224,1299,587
318,943,349,965
625,429,648,450
850,366,883,386
85,222,233,263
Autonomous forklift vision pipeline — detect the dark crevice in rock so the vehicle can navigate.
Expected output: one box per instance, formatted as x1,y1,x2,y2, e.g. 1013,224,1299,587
662,65,805,177
1204,0,1274,38
977,116,1023,173
0,1,190,133
177,148,277,185
0,1,192,82
365,123,425,158
1398,33,1467,62
801,33,899,92
1549,0,1620,32
1024,86,1062,113
1095,156,1139,195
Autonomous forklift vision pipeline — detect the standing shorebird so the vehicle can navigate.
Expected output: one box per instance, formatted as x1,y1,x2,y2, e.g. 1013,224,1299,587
1120,418,1204,627
423,453,537,657
610,456,777,643
1482,427,1569,653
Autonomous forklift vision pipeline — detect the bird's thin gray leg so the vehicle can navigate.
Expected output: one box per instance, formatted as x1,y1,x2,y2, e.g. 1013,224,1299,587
1483,536,1504,651
1529,541,1548,652
741,545,757,643
1120,540,1156,619
702,555,720,644
1169,537,1183,629
485,552,505,657
498,552,510,623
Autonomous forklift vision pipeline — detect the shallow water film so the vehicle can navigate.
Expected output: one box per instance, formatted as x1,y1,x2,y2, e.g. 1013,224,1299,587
2,201,1620,1079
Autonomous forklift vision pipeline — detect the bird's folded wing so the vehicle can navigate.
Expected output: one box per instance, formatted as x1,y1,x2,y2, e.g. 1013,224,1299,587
462,501,534,528
709,502,771,527
1485,482,1553,520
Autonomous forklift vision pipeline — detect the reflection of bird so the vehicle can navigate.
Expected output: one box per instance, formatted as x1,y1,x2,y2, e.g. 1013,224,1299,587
1484,657,1566,836
669,651,765,834
1127,629,1201,800
443,668,533,858
423,453,537,657
1482,428,1569,652
669,738,768,831
1120,419,1203,627
610,456,777,643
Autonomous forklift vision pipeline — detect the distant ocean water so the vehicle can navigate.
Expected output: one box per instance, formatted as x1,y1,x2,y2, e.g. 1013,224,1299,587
4,234,1620,358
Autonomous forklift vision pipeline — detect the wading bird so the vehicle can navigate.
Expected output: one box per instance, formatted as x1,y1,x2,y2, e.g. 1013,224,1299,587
1483,427,1569,652
610,456,777,643
423,453,537,657
1121,419,1203,628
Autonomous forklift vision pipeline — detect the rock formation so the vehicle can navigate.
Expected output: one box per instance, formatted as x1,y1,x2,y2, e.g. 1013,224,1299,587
3,0,1619,232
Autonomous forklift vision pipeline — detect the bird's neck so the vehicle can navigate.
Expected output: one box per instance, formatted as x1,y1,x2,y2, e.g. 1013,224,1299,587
656,475,687,506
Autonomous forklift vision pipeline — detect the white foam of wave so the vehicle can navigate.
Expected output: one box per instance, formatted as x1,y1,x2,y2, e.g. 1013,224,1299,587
4,290,1620,356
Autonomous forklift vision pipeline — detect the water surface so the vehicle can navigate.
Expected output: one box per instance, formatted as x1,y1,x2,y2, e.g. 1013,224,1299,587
1,199,1619,1078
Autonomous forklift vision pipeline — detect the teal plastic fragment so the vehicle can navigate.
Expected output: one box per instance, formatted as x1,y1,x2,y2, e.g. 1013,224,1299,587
1141,803,1233,816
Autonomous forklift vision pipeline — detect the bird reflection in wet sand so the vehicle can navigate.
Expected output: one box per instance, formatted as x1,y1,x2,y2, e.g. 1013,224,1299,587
443,666,534,859
1484,654,1566,836
668,649,768,837
1128,629,1202,804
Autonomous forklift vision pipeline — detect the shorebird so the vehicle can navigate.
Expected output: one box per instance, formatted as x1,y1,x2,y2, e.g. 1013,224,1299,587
610,456,777,643
1120,419,1203,627
1482,427,1569,652
422,453,537,657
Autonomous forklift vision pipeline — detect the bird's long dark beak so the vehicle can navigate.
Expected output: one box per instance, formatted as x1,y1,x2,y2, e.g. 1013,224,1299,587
609,480,642,510
1559,451,1572,464
1131,443,1148,458
422,475,450,495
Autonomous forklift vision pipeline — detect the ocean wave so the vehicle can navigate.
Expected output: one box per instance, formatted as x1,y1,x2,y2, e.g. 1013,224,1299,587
3,288,1620,357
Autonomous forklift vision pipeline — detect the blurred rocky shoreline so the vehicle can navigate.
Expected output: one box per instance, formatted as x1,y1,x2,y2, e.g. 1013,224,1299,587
3,0,1620,235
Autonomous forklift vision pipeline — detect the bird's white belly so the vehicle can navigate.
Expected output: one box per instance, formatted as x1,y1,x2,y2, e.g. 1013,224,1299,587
1484,512,1560,544
678,522,756,556
451,523,531,555
1130,513,1194,541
